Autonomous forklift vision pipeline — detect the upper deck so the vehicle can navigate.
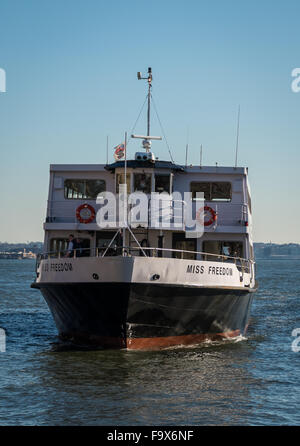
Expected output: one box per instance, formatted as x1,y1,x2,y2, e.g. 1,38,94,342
44,161,252,234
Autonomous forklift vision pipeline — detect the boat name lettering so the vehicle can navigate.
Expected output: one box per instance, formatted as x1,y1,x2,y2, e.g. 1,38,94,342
208,266,233,276
186,264,233,276
186,265,204,274
49,262,73,272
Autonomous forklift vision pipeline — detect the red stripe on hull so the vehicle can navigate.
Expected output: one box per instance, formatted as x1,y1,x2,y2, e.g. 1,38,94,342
126,330,241,350
60,330,241,350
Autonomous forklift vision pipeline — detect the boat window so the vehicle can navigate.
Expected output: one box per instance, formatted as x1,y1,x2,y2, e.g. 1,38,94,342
50,238,68,256
116,173,131,194
202,241,243,261
96,231,122,255
155,174,170,193
134,173,152,194
172,234,196,260
49,238,91,257
64,179,106,199
191,182,231,201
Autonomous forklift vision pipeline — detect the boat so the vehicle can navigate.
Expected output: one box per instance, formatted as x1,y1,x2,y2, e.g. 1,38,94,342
31,68,257,350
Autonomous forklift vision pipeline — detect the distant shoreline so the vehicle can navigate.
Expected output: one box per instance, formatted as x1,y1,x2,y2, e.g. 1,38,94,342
1,241,300,260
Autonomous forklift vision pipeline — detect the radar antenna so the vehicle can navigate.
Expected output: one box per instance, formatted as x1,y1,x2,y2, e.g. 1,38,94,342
132,67,162,153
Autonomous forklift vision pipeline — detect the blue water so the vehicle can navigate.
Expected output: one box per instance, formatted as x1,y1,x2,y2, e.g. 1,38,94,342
0,258,299,426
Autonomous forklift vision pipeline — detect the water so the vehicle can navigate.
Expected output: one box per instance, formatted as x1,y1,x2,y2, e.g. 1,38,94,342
0,258,300,426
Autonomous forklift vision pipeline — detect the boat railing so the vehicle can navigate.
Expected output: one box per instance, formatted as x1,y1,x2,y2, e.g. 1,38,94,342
35,246,254,274
45,199,249,228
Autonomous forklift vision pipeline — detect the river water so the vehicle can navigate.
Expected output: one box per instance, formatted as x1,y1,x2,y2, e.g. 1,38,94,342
0,258,299,426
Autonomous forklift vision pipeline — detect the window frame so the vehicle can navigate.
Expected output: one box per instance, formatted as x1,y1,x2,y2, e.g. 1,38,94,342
202,240,244,259
64,179,106,200
133,172,152,194
190,181,232,202
49,237,91,257
155,174,171,194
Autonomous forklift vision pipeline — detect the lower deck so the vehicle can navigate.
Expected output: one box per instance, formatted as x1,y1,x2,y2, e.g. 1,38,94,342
44,228,253,262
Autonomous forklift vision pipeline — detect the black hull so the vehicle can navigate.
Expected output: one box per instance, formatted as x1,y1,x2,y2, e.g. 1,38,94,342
33,282,254,350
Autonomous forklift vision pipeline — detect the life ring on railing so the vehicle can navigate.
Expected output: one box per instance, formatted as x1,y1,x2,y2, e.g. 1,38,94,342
196,206,217,227
76,204,95,224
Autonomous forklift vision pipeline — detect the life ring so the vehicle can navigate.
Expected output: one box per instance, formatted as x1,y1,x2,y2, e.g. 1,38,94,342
196,206,217,227
76,204,95,224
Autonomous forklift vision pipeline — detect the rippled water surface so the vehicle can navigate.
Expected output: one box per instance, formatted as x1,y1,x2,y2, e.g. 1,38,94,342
0,258,300,425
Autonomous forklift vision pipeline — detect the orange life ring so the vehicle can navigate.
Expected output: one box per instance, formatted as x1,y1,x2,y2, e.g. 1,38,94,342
196,206,217,227
76,204,95,224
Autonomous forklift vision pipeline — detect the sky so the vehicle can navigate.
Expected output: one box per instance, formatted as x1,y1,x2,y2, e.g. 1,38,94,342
0,0,300,243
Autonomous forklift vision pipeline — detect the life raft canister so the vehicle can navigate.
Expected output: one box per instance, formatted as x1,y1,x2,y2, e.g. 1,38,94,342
76,204,96,224
196,206,217,227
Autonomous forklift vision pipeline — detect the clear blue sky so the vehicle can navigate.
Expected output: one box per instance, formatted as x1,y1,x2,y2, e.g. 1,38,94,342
0,0,299,243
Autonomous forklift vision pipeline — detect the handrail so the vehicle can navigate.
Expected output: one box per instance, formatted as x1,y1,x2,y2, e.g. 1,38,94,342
36,246,255,266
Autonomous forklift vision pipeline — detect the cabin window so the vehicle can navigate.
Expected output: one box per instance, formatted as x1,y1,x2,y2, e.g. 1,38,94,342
50,238,68,256
49,238,91,257
116,173,131,194
202,241,243,260
134,173,152,193
155,174,171,193
64,179,106,199
191,182,231,201
172,234,196,260
96,231,121,255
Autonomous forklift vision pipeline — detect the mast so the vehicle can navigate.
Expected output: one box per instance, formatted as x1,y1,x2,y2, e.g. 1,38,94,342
234,105,240,168
133,67,161,152
147,67,152,137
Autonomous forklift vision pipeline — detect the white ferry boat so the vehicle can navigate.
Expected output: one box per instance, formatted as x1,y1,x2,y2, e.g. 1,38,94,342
31,68,257,350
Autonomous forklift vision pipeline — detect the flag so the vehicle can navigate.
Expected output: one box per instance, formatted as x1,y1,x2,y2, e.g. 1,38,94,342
113,143,125,161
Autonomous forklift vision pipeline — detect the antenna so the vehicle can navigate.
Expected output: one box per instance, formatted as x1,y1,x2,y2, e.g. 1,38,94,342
200,144,203,168
185,144,188,167
235,105,240,168
106,135,109,165
185,126,189,167
132,67,162,152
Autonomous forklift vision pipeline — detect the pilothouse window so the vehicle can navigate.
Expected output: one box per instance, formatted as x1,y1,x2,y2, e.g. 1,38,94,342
155,174,171,193
191,182,231,201
134,173,152,193
64,179,106,199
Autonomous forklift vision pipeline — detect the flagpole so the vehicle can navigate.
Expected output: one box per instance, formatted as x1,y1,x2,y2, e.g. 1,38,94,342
124,131,127,186
106,135,109,165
